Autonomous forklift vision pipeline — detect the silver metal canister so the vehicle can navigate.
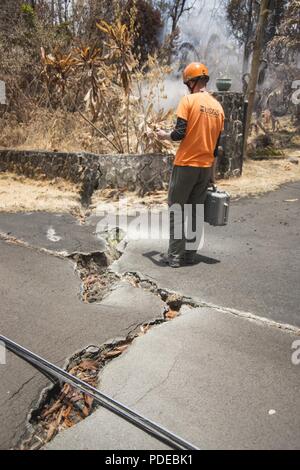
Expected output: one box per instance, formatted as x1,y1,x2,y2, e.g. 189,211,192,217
204,187,230,226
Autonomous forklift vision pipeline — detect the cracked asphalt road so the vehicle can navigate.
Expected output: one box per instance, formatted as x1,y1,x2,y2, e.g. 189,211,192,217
0,181,300,449
0,240,164,449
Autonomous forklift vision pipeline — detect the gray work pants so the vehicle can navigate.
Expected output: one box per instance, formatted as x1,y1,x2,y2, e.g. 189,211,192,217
168,165,212,260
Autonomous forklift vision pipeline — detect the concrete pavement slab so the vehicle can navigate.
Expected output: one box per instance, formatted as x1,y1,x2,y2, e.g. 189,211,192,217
0,240,164,449
47,307,300,450
0,212,105,255
111,182,300,327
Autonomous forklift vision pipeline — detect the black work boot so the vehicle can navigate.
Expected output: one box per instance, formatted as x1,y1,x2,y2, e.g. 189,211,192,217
160,254,181,268
184,252,197,265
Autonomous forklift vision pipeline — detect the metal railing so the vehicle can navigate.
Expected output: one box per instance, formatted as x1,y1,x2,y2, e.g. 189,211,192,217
0,335,199,451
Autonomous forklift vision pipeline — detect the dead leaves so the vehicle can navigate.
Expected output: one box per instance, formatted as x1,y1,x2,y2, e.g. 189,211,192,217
40,47,77,94
32,358,101,446
104,344,129,359
136,102,175,154
138,324,151,336
26,339,136,448
165,309,178,320
96,19,136,95
73,46,103,68
79,263,118,304
40,19,175,154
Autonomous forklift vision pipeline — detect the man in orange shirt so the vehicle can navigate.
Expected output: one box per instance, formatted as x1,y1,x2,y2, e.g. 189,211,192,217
157,62,225,268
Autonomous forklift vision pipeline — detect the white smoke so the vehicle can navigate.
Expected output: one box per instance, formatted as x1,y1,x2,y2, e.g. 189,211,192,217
159,0,243,112
159,77,187,111
177,0,243,91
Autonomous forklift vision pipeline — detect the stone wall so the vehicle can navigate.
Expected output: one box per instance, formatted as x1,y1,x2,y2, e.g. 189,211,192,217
213,91,245,177
0,150,174,204
0,92,245,203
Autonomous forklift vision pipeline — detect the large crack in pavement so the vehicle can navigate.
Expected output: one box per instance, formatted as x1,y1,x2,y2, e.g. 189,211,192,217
120,271,300,334
0,225,160,449
1,210,299,450
17,251,300,449
3,225,194,449
18,267,188,449
71,253,119,304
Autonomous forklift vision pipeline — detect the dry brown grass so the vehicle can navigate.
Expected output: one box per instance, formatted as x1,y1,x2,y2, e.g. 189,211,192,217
219,151,300,199
0,109,108,154
0,173,81,213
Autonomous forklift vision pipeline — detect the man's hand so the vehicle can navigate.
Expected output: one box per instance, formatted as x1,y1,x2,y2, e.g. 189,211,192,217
156,129,171,141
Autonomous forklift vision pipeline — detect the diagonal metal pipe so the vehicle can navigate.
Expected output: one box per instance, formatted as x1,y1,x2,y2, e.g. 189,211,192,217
0,334,199,451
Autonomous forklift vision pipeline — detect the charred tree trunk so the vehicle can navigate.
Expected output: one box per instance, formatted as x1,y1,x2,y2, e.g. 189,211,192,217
243,0,271,158
50,0,55,25
64,0,69,22
242,0,254,76
57,0,63,24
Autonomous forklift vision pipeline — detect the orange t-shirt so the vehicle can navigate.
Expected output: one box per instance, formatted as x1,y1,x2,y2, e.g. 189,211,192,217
174,91,225,168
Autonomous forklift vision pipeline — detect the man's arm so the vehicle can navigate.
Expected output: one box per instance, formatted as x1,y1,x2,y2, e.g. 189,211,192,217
211,134,222,184
214,134,221,158
211,158,218,185
170,117,188,141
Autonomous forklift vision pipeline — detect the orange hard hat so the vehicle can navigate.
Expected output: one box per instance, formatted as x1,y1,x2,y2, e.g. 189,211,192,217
183,62,209,84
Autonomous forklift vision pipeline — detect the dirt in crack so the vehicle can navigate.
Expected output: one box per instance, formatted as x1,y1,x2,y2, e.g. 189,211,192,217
71,228,125,303
19,318,166,450
72,252,119,303
124,272,196,316
20,341,130,450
